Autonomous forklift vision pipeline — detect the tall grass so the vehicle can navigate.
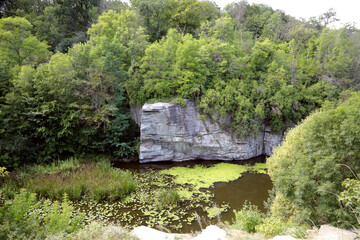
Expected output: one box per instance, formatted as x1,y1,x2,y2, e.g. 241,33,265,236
1,157,137,202
30,157,80,174
155,189,180,208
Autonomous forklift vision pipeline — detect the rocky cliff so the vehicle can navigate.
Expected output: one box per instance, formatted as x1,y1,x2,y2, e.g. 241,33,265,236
132,100,283,163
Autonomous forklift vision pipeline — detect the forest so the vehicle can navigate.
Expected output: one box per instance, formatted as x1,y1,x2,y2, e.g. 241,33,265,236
1,0,360,239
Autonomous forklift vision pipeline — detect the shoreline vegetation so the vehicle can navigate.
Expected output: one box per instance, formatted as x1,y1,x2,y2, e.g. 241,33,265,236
0,151,359,239
1,157,137,201
0,159,292,240
0,158,272,234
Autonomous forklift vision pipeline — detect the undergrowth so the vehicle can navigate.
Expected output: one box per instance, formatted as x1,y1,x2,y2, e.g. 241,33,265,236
0,189,84,239
1,157,137,202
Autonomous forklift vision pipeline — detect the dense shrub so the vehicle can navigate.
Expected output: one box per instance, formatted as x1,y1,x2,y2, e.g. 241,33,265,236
268,92,360,227
255,217,286,237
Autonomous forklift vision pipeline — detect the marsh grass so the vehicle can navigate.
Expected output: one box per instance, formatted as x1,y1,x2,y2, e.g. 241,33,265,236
155,190,180,208
1,157,137,202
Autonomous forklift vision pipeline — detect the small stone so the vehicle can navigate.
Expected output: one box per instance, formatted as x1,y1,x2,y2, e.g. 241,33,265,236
193,225,228,240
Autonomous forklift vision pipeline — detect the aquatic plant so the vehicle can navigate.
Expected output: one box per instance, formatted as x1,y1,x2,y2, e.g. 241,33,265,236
205,204,228,220
155,190,180,208
160,163,268,190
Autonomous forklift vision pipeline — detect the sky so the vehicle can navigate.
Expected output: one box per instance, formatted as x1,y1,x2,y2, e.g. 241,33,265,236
214,0,360,28
123,0,360,28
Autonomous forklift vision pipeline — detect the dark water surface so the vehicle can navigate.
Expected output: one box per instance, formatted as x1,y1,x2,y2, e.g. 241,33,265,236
110,156,273,232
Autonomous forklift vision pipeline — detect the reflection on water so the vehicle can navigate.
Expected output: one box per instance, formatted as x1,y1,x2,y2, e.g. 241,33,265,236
213,172,273,222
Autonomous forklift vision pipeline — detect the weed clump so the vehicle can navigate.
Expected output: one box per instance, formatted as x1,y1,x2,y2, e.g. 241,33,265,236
233,202,262,233
155,190,180,208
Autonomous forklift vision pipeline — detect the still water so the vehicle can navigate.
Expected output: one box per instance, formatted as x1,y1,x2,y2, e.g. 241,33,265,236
110,156,273,233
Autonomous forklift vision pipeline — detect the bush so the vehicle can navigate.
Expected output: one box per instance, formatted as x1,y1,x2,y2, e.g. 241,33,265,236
255,217,287,237
269,193,297,222
0,189,84,239
233,202,262,233
268,93,360,227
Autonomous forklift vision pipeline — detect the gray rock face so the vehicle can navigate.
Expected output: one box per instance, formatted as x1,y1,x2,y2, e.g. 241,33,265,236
133,100,283,163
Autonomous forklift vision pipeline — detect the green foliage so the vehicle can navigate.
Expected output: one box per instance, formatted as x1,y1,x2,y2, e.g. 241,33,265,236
0,189,84,239
43,193,84,234
87,9,149,69
268,93,360,227
129,27,340,136
0,10,146,165
317,28,360,90
0,166,7,177
255,217,287,237
0,17,50,67
2,158,138,202
30,157,80,174
131,0,219,42
339,178,360,224
233,202,262,233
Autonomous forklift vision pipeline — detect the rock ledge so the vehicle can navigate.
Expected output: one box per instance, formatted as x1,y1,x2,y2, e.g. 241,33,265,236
133,100,283,163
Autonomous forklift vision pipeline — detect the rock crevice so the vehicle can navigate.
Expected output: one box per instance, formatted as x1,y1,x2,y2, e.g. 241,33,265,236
133,100,283,163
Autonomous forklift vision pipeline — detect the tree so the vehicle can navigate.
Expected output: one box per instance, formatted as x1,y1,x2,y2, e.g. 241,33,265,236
88,9,149,69
32,5,66,51
0,17,50,67
319,8,339,28
0,0,50,18
288,24,316,83
54,0,100,31
0,16,50,103
316,28,360,90
131,0,219,42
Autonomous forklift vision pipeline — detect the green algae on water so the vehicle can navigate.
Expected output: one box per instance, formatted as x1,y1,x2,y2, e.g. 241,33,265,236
71,162,269,232
159,162,268,190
